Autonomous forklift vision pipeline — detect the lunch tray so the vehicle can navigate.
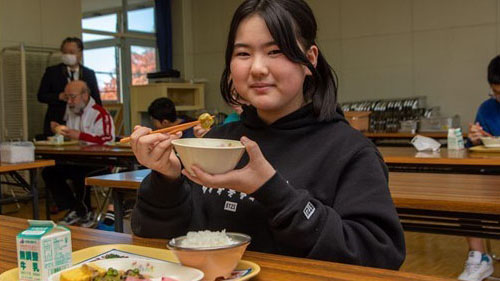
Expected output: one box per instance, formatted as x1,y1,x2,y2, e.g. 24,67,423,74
0,244,260,281
469,145,500,153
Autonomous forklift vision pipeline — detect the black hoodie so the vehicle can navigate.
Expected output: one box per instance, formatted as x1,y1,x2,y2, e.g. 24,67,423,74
131,104,406,269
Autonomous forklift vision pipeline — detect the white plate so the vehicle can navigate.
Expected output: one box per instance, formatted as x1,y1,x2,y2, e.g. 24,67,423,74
483,143,500,148
48,258,204,281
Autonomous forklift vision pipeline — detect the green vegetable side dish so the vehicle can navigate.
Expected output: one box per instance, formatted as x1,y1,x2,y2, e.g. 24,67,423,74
92,267,149,281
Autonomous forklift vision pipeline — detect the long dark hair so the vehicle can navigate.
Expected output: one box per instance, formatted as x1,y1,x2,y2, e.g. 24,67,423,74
220,0,338,121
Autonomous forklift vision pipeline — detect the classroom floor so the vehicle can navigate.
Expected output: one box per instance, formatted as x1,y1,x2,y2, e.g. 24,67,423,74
1,198,500,280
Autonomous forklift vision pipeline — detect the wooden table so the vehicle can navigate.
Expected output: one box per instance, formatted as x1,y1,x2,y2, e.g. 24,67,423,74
0,215,452,280
0,160,55,219
36,144,136,168
36,144,138,220
366,132,451,139
378,147,500,173
365,132,454,147
389,172,500,238
86,169,150,232
86,170,500,238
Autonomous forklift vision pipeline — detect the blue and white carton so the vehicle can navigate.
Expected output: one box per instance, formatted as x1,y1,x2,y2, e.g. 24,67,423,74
447,128,465,150
16,220,72,281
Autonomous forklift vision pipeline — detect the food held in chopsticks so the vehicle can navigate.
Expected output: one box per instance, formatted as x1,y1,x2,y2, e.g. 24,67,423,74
198,113,214,129
119,113,215,143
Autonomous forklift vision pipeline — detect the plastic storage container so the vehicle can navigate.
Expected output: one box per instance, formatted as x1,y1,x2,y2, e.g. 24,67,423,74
419,115,460,132
0,142,35,163
399,120,418,134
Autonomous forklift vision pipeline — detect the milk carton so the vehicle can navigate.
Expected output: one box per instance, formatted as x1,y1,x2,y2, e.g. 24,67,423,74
16,220,72,281
447,128,465,150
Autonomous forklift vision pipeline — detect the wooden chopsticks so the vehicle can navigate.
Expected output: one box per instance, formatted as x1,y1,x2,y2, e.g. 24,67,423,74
119,120,200,143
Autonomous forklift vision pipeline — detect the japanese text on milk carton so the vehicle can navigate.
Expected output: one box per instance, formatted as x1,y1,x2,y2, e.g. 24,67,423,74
17,220,72,281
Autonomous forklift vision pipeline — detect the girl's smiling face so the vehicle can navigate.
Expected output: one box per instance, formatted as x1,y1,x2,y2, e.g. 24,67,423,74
230,14,317,124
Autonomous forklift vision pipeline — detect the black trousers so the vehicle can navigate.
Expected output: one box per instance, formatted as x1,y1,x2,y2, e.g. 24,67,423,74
42,165,109,216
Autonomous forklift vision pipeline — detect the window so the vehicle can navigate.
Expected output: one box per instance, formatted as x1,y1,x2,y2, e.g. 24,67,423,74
83,47,119,101
131,45,156,85
82,0,157,103
82,14,117,33
82,33,113,42
127,7,155,33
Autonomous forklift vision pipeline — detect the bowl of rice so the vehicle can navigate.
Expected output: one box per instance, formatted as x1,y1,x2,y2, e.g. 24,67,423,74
171,138,245,175
167,230,251,281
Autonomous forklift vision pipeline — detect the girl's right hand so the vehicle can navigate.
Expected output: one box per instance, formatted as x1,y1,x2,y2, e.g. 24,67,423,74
468,122,491,145
130,125,182,179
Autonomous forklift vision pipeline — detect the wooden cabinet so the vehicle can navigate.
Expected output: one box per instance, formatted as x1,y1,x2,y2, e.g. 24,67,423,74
130,83,205,128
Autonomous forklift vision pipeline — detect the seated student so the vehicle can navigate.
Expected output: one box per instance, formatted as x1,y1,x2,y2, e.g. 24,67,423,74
459,56,499,281
223,103,243,125
128,0,404,269
42,80,115,226
148,97,195,138
51,80,115,145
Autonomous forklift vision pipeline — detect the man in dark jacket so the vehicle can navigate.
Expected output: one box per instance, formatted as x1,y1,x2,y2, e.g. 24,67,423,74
37,37,101,137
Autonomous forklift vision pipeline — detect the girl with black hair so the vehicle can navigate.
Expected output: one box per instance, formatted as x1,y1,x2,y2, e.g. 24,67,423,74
130,0,405,269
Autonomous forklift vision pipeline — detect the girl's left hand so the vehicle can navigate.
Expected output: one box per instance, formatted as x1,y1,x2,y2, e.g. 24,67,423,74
182,136,276,194
193,124,209,138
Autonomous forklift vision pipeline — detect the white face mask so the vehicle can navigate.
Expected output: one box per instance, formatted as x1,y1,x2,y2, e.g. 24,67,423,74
61,54,77,66
411,135,441,152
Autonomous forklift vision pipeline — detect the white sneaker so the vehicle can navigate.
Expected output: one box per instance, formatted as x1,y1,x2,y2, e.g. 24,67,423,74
458,251,494,281
58,210,79,226
79,212,96,228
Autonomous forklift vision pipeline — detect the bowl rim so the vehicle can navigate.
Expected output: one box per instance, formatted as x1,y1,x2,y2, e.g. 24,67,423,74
171,138,245,150
167,232,251,251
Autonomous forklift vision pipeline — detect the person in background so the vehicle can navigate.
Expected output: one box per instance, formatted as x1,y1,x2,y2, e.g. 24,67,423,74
129,0,405,269
459,56,499,281
222,103,243,125
37,37,101,138
148,97,195,138
42,80,115,227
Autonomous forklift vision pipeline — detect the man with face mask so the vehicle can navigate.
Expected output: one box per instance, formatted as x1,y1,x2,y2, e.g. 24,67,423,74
37,37,101,137
42,80,114,227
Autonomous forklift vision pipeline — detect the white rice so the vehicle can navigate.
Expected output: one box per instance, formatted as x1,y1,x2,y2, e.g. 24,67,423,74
179,230,236,248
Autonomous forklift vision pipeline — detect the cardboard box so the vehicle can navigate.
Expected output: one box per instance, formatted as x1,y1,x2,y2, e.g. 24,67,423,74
344,111,371,131
17,220,72,281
